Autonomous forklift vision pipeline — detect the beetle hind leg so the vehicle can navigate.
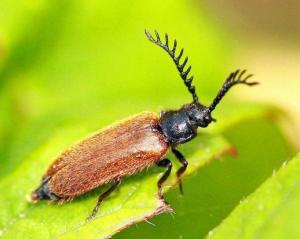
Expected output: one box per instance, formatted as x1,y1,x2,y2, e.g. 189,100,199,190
87,178,121,220
172,148,188,195
156,158,172,200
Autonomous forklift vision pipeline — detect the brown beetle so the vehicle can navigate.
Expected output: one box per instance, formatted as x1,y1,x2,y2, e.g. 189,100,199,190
30,30,258,219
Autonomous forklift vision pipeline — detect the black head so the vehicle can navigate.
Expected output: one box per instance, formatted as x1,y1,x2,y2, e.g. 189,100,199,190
184,102,215,128
145,30,258,145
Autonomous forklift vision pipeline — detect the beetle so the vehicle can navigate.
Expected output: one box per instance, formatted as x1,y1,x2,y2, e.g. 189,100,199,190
30,30,258,220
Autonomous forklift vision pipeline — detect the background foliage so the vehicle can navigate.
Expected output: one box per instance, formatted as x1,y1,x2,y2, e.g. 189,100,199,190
0,0,298,238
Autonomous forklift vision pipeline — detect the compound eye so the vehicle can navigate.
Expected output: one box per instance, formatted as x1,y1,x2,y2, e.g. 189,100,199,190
204,115,211,123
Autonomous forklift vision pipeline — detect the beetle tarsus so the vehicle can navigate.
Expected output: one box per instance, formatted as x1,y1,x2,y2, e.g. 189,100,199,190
172,148,188,195
156,158,172,200
87,179,121,220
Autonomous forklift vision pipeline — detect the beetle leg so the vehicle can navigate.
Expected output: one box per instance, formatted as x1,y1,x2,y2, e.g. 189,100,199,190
172,148,188,195
87,178,121,220
156,158,172,200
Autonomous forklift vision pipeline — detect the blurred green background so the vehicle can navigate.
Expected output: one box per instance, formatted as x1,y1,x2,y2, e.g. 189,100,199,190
0,0,299,238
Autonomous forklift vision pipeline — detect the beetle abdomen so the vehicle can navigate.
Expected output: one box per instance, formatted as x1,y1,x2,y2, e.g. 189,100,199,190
31,112,168,200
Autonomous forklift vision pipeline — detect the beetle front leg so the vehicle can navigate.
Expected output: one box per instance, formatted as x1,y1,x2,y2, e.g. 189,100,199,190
172,148,188,195
87,178,121,220
156,158,172,200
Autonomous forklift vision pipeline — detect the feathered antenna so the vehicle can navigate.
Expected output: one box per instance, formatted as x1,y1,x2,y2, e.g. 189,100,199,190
208,69,259,113
145,29,198,103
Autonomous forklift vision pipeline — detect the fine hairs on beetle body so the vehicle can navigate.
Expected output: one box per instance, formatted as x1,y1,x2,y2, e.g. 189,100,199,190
30,30,258,220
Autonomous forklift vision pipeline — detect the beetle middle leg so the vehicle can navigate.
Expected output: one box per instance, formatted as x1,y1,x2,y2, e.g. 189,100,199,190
156,158,172,200
172,148,188,195
87,178,121,220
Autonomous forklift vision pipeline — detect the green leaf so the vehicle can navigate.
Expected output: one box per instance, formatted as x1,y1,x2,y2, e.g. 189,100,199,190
0,0,294,238
114,111,292,239
0,104,289,239
0,125,230,238
206,154,300,239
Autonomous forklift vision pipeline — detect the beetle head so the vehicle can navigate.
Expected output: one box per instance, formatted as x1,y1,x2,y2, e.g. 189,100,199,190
185,103,215,128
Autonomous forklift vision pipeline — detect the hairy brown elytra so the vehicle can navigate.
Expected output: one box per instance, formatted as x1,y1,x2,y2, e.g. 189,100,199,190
30,30,258,220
